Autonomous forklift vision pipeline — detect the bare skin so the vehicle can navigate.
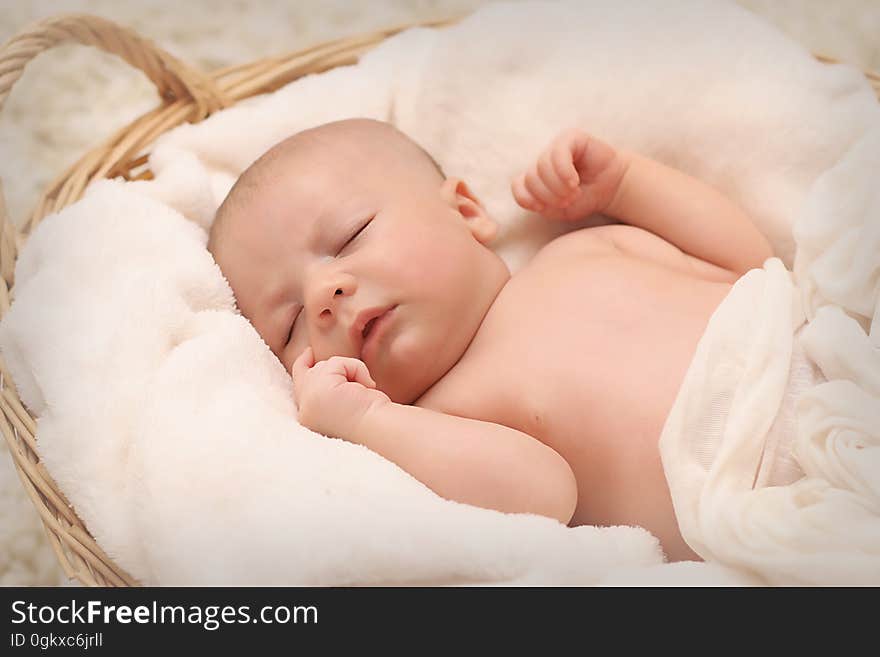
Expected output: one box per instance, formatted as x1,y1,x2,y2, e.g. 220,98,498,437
416,228,732,560
211,119,774,562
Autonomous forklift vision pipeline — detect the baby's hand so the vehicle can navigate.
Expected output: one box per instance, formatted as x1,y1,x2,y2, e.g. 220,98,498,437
511,129,629,221
292,347,391,440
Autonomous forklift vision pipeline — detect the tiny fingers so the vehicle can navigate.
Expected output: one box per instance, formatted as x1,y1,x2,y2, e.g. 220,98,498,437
512,173,543,212
513,133,586,215
551,139,580,190
347,358,377,389
537,151,572,198
291,347,315,407
295,351,377,389
524,169,557,207
325,356,376,389
292,346,314,379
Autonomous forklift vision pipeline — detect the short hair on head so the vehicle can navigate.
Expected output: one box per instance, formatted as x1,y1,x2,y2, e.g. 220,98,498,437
207,118,444,258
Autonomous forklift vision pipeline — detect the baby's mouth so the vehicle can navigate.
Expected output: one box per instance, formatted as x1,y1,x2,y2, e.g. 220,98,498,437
356,304,398,363
362,316,378,340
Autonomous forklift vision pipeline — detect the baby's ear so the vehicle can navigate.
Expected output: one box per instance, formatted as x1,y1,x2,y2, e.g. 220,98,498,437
440,177,498,245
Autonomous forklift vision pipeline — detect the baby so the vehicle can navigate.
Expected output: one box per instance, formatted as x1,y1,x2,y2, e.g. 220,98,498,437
208,118,774,562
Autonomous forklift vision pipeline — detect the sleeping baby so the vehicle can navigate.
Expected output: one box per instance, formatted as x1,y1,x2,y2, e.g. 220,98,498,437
208,118,778,562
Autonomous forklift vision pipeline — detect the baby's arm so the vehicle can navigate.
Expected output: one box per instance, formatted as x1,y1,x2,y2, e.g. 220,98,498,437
355,401,578,523
292,349,578,524
607,151,773,275
513,130,774,276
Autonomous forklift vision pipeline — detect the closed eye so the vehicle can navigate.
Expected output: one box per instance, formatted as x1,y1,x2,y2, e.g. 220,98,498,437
284,308,301,345
339,215,374,253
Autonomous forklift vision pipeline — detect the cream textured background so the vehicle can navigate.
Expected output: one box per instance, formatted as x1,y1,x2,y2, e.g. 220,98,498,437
0,0,878,586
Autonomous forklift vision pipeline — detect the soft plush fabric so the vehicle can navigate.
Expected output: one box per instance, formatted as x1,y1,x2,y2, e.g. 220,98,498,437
1,0,878,585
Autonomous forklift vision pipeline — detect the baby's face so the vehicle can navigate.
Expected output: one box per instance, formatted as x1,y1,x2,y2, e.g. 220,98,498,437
214,127,508,403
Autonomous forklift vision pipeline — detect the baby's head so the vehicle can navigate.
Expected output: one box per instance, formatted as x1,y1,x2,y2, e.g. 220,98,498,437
209,118,510,403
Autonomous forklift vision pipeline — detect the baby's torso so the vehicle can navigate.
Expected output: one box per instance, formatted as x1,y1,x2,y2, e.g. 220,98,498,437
416,227,731,559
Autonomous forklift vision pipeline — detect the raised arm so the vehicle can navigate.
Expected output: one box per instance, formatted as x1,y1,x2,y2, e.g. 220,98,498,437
607,151,773,274
292,349,578,525
512,129,774,275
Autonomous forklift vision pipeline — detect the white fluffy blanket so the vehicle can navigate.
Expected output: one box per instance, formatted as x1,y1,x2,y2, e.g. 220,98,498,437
1,0,878,585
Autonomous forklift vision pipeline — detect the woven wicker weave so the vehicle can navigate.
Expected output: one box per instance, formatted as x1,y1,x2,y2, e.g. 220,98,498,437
0,13,878,587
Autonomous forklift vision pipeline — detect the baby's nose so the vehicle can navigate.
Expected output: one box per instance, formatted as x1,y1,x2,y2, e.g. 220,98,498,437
308,273,357,328
317,288,343,321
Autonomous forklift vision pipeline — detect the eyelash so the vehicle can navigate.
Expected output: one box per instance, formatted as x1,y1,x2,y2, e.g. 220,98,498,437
285,309,300,345
339,215,374,253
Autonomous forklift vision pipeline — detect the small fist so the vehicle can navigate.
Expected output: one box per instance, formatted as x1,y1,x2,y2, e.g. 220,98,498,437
511,129,628,221
292,347,390,439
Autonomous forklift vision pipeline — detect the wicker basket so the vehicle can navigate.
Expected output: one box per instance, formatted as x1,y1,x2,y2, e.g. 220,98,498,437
0,13,878,587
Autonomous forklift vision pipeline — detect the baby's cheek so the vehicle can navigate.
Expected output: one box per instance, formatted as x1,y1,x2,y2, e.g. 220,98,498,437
413,233,468,283
388,329,422,366
411,254,452,289
380,221,473,297
385,232,438,283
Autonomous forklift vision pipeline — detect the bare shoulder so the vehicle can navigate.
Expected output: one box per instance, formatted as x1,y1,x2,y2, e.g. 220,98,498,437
531,225,619,263
536,224,739,283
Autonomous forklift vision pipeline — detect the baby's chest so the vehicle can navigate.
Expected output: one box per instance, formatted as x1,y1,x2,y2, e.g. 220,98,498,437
435,247,716,452
486,259,665,424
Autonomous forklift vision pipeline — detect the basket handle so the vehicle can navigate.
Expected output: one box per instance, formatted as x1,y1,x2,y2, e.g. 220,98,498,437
0,13,230,292
0,13,227,116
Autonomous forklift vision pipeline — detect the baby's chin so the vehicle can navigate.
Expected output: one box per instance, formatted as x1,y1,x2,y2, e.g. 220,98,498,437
375,336,462,405
372,362,426,405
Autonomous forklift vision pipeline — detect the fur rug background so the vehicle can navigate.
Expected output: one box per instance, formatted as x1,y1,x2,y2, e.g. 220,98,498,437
1,0,878,586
